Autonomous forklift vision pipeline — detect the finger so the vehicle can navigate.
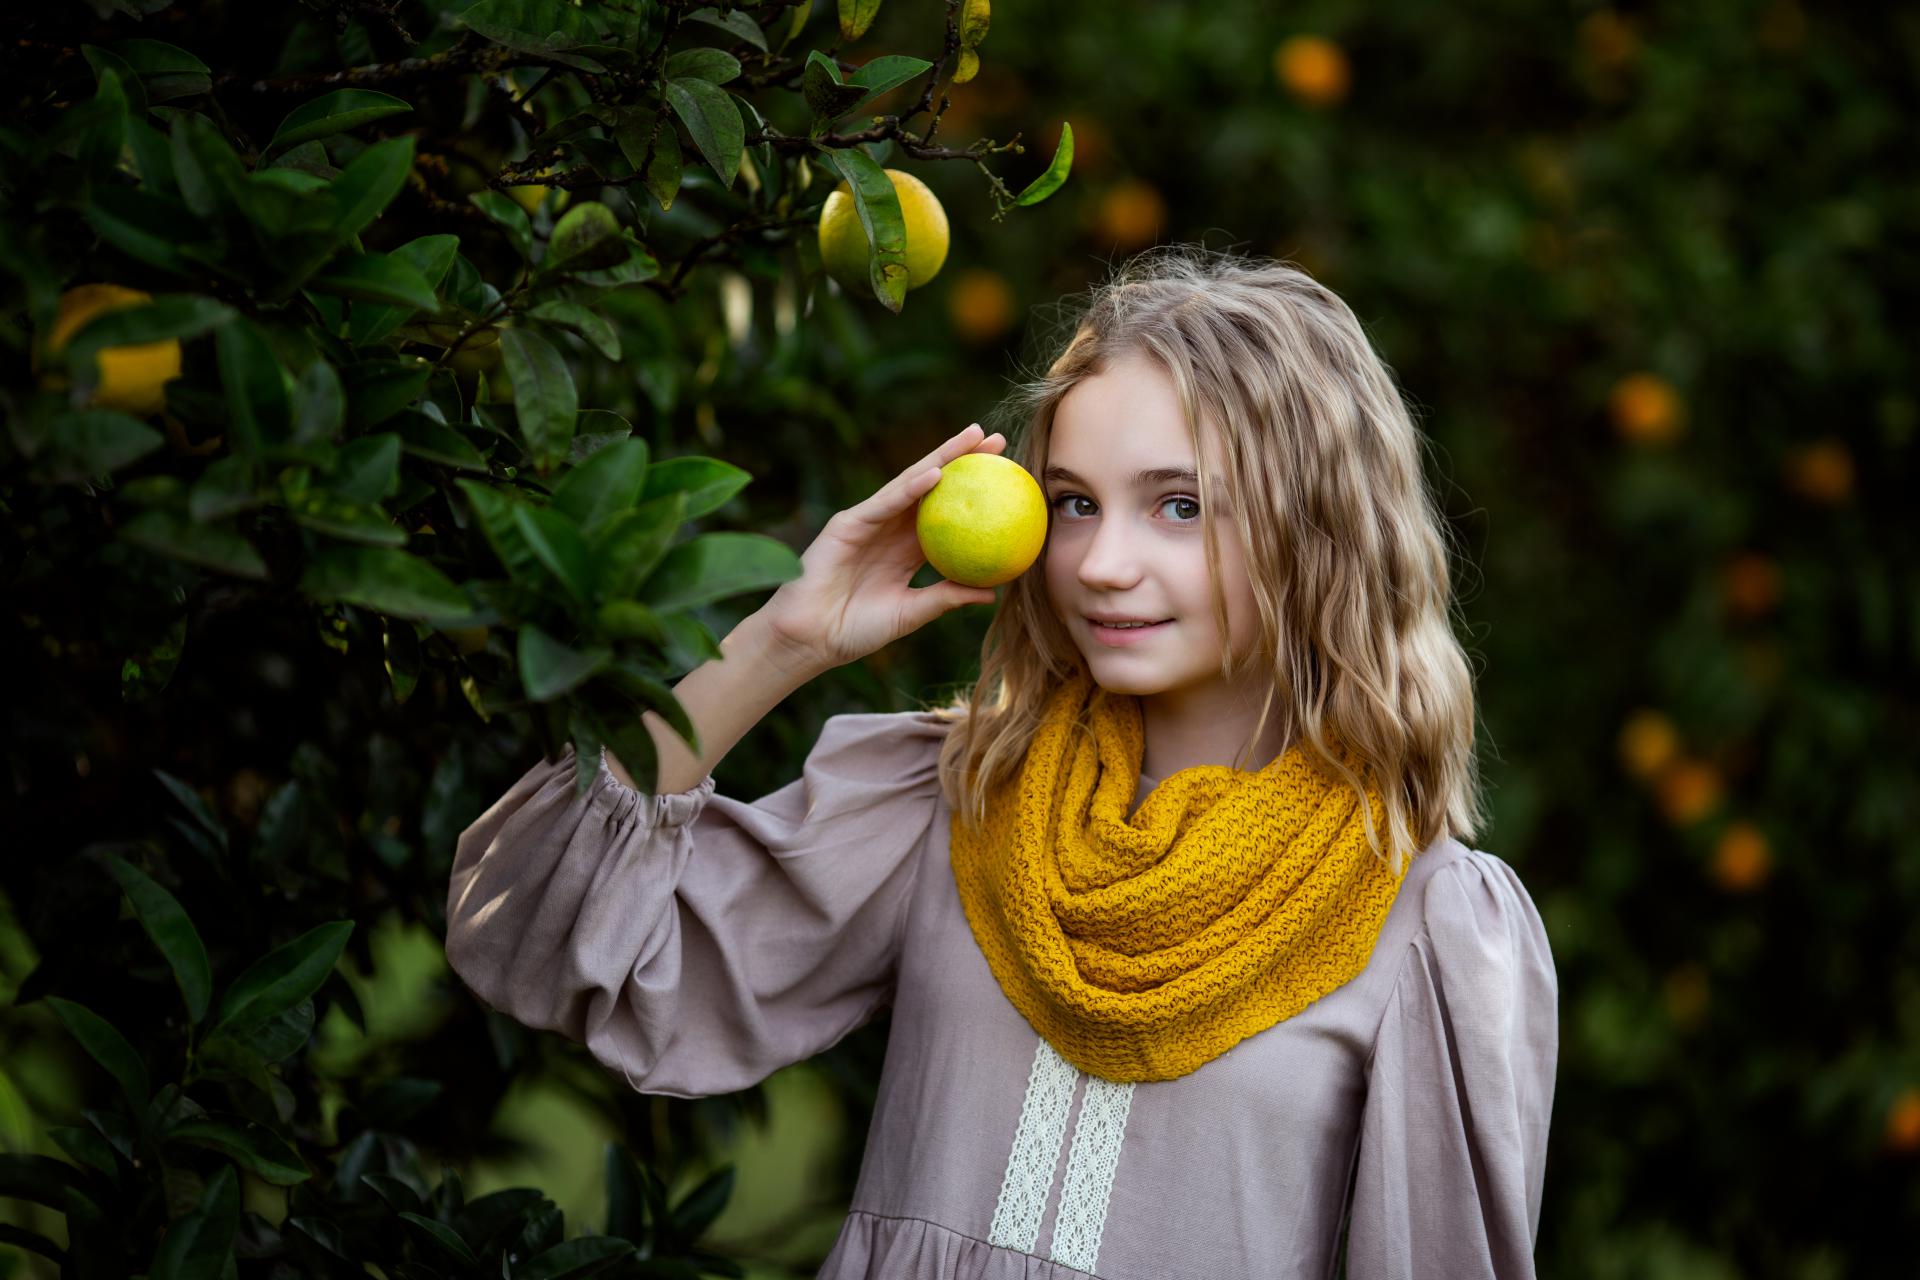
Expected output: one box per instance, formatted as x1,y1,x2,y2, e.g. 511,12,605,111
843,459,945,526
846,423,986,525
906,580,998,630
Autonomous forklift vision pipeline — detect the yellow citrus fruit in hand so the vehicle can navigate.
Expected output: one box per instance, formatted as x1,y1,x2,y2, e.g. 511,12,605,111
39,283,181,417
916,452,1047,588
818,168,950,295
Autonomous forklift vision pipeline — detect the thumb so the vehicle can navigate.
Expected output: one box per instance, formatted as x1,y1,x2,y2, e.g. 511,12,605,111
911,580,996,627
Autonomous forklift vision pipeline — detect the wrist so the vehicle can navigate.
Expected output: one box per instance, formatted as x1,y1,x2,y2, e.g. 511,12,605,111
729,608,825,688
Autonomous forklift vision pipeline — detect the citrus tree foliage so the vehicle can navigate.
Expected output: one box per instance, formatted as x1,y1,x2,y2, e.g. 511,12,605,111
0,1,1070,1276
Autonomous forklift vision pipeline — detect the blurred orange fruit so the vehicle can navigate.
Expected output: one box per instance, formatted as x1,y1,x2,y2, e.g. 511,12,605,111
1273,35,1350,107
1887,1088,1920,1153
948,267,1016,345
1711,821,1772,891
1756,0,1807,53
1049,115,1110,175
1618,709,1681,780
1609,372,1684,445
1655,757,1722,826
1782,439,1853,503
1091,179,1166,252
1663,963,1709,1029
1722,552,1783,619
1578,9,1641,71
1738,640,1785,690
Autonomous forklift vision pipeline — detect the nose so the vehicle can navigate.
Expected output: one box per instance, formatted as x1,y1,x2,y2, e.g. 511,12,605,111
1073,509,1147,592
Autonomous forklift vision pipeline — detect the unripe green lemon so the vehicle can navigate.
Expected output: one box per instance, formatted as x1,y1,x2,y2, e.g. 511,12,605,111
915,453,1047,587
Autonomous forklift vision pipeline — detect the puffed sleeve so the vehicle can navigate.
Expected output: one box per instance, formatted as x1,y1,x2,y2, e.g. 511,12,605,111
444,709,953,1099
1344,848,1559,1279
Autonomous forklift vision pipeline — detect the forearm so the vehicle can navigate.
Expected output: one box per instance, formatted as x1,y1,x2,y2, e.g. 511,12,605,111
605,609,823,796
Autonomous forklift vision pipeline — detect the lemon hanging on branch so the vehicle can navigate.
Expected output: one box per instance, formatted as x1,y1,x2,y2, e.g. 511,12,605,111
36,283,182,417
817,167,950,299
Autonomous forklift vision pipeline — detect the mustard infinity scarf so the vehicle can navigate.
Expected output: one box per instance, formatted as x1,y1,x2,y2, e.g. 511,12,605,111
949,667,1410,1083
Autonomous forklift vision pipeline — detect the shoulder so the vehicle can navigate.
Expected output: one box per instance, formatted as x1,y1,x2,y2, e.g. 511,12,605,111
801,707,957,791
1390,839,1557,993
1367,840,1560,1063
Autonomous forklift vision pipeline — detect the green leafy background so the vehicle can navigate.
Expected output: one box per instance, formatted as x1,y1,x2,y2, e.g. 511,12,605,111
1,0,1912,1277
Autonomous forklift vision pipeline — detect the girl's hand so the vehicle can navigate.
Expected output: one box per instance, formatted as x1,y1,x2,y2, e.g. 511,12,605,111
759,423,1008,677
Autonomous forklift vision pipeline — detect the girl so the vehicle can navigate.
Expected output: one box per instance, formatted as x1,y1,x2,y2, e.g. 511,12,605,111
447,245,1558,1279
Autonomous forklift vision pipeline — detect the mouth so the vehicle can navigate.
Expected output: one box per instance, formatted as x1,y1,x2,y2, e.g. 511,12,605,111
1086,617,1173,645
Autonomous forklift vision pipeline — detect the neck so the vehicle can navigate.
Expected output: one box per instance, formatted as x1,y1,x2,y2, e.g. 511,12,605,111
1136,677,1288,780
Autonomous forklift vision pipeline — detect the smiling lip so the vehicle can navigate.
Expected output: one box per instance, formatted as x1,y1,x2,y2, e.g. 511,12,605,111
1087,617,1172,646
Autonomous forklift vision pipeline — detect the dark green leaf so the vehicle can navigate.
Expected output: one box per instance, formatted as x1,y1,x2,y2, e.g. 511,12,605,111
188,455,260,521
215,317,291,458
329,135,416,239
458,481,544,583
349,234,460,345
0,1155,83,1211
815,145,908,311
287,486,406,546
672,1164,735,1240
640,455,751,520
513,503,595,602
119,510,270,578
329,433,402,505
207,920,354,1039
361,1172,425,1216
528,300,621,360
301,547,472,621
551,437,647,535
665,77,744,190
640,532,803,611
845,55,933,116
46,998,150,1109
1015,121,1074,206
499,328,577,472
802,50,867,127
519,625,613,701
167,1119,309,1185
517,1237,639,1280
292,357,346,449
265,89,410,158
311,252,440,311
150,1163,239,1280
397,413,489,472
685,7,768,52
342,359,433,429
614,110,683,213
111,38,210,101
101,851,213,1022
84,186,201,277
593,494,686,600
398,1213,480,1267
470,189,534,259
459,0,597,55
45,410,164,478
663,47,741,85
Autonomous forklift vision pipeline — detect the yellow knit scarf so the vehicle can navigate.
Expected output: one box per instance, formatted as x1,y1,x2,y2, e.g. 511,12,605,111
949,667,1410,1083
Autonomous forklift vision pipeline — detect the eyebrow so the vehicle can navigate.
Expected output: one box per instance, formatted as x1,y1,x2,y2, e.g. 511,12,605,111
1042,465,1202,489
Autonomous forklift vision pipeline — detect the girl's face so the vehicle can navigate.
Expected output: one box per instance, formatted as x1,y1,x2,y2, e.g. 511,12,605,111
1041,352,1263,700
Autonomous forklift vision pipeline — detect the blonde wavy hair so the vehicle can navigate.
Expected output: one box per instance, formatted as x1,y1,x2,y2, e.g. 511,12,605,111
923,244,1488,877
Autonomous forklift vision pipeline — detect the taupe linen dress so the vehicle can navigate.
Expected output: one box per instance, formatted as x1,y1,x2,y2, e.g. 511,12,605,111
446,709,1559,1279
